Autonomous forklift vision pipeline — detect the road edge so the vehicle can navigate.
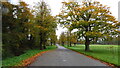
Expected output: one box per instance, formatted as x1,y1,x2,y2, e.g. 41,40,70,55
63,46,117,68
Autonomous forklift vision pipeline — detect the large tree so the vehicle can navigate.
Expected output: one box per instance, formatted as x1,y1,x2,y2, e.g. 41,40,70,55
57,0,119,51
2,1,34,57
34,1,57,50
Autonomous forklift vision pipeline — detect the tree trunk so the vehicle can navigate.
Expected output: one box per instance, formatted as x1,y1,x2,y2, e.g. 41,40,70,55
69,42,72,47
40,40,43,50
69,31,72,47
43,40,47,49
74,43,76,46
63,42,64,46
39,32,43,50
54,41,56,45
85,37,90,51
43,45,46,49
62,42,64,46
51,41,52,46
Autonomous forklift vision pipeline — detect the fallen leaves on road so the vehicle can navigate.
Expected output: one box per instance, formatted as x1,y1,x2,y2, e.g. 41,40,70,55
10,50,50,68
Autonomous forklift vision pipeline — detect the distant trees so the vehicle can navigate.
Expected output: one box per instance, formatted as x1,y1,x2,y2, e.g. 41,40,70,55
59,32,66,46
98,36,119,45
49,32,57,46
57,0,119,51
59,31,78,46
71,32,78,46
2,1,57,59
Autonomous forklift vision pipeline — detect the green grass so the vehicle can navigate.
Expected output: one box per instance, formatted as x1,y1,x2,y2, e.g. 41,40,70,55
0,42,2,68
64,44,119,66
2,45,57,67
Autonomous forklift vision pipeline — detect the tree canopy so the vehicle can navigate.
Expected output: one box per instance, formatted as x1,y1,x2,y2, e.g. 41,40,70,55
2,1,57,59
57,0,119,51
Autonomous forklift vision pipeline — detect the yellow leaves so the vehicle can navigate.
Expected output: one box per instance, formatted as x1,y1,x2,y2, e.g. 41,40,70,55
104,14,114,19
19,1,28,7
62,2,67,4
113,21,118,23
100,4,102,6
115,30,120,33
36,25,43,29
26,22,33,25
89,5,95,9
68,11,73,16
24,22,34,28
85,32,102,37
116,22,120,26
56,14,62,18
35,25,48,31
64,25,70,28
82,1,86,4
74,7,80,11
63,15,68,18
75,12,81,16
84,7,89,11
62,2,70,5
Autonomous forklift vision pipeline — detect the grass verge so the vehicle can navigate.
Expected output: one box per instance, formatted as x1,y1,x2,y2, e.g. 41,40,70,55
64,44,119,66
2,45,57,67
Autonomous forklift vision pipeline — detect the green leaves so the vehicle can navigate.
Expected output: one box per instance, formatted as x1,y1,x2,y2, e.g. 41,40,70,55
85,32,102,38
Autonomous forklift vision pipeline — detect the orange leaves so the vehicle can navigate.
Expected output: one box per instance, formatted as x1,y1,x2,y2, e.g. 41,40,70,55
63,15,68,18
15,50,50,67
93,1,100,4
19,1,28,7
36,25,44,29
62,2,67,5
115,30,120,33
35,25,48,31
81,7,89,11
74,7,80,11
115,22,120,26
25,22,33,25
89,5,95,9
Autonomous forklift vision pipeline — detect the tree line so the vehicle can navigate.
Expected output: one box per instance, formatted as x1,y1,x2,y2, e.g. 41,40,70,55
2,1,57,59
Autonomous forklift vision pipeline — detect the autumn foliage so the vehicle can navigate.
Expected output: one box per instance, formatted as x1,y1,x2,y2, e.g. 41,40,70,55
57,0,119,51
2,1,57,59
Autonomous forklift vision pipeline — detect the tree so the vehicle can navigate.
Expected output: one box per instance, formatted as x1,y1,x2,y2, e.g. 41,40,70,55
59,32,66,46
71,32,78,46
66,31,72,47
34,1,57,50
2,1,34,57
57,0,119,51
49,32,57,46
2,1,57,59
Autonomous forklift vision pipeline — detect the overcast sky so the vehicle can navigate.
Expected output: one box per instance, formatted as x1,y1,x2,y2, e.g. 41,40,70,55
10,0,120,38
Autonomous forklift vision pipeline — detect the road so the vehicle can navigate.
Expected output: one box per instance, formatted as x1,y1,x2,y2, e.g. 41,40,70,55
29,44,109,67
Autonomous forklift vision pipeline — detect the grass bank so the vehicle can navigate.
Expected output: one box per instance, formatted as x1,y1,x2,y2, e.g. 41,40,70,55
64,44,119,66
2,45,57,67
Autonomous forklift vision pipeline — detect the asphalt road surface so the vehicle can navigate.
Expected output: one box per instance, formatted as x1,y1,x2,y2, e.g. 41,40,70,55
29,44,108,67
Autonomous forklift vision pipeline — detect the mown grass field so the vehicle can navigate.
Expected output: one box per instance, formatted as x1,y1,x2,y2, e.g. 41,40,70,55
65,44,119,66
2,45,57,67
